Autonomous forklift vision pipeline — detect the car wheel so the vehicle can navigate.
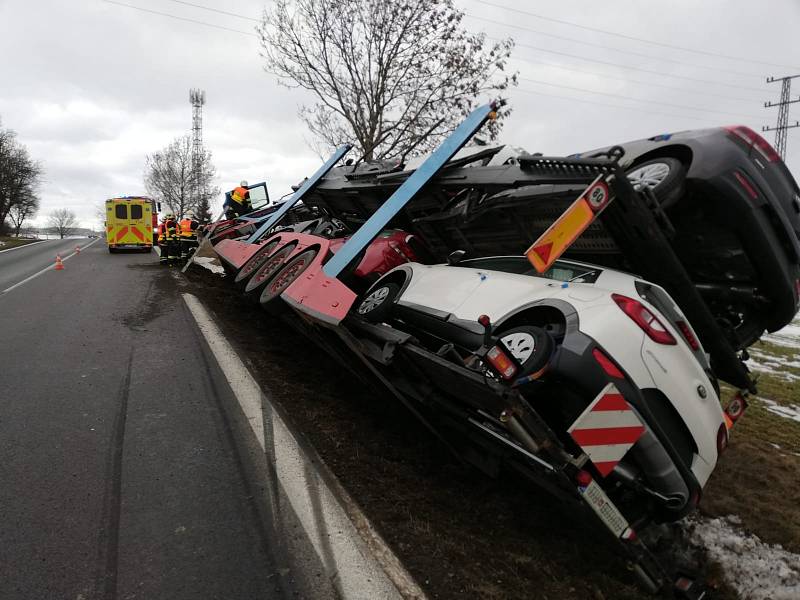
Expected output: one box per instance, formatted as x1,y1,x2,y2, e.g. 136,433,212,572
626,157,686,208
498,325,554,376
234,240,280,287
357,282,400,323
259,249,318,307
243,245,295,296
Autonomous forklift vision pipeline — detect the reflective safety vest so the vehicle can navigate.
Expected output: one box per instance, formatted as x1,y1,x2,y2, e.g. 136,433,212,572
179,219,197,239
160,220,178,241
231,186,249,204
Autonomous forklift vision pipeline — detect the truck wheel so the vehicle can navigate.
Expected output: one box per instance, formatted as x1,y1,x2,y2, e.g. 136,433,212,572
243,245,295,296
357,282,400,323
259,249,318,307
626,157,685,208
234,240,280,288
497,325,554,376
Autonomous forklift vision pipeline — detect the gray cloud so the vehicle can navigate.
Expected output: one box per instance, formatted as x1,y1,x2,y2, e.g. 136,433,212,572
1,0,798,230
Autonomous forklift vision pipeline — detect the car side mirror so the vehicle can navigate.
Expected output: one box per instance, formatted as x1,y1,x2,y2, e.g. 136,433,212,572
447,250,466,265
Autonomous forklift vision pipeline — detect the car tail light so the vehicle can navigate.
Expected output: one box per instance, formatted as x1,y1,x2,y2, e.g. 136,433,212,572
716,422,729,454
675,320,700,351
592,348,625,379
612,294,677,345
575,469,593,487
486,345,518,380
733,171,760,201
724,125,781,163
388,240,411,261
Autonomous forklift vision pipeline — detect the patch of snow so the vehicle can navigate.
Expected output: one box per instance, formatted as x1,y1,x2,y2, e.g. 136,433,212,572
763,319,800,350
192,256,226,275
769,442,782,450
757,397,800,424
746,359,800,382
689,516,800,600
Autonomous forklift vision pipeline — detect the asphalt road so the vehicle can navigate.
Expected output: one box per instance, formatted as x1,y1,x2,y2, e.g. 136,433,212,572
0,238,88,292
0,241,291,599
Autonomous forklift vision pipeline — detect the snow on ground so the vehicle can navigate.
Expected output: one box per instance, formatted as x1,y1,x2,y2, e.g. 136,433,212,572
757,397,800,423
763,319,800,350
745,357,800,381
192,256,226,275
689,516,800,600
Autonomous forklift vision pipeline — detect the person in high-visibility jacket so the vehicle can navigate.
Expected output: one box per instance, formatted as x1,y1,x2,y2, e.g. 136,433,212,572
223,180,252,220
156,214,171,264
178,213,200,259
159,214,180,265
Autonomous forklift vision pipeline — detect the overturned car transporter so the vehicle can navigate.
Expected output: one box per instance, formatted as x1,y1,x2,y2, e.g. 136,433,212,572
210,102,757,597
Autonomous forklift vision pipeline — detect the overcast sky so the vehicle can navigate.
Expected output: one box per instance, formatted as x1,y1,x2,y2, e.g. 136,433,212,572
1,0,798,229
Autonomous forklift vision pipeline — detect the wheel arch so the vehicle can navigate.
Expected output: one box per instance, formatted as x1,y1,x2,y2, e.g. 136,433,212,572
365,265,414,297
628,144,693,171
494,299,578,337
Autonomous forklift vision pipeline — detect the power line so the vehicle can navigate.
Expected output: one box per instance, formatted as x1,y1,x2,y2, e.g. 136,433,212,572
465,13,763,79
510,56,759,104
161,0,259,22
519,77,764,120
505,39,768,93
513,87,733,124
103,0,257,36
470,0,800,71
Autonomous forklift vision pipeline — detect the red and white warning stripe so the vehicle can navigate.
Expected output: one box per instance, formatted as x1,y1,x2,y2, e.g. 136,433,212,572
568,383,645,477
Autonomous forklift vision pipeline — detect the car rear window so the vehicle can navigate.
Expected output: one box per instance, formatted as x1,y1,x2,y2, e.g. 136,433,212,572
115,204,127,219
456,256,602,283
130,204,143,219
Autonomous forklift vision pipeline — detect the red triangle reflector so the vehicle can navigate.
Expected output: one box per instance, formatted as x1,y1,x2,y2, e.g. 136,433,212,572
533,241,553,264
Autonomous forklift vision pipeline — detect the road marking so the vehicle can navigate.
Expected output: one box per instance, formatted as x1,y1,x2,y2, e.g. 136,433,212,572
181,293,424,600
1,238,101,295
0,240,47,254
181,293,265,448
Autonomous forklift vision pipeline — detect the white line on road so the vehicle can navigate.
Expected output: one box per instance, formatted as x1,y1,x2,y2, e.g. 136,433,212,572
0,240,46,254
1,238,101,295
181,293,424,600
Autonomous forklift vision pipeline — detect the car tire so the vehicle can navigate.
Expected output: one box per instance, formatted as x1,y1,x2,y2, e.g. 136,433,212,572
234,240,280,288
357,282,400,323
243,244,295,297
259,249,318,307
626,157,686,208
497,325,554,376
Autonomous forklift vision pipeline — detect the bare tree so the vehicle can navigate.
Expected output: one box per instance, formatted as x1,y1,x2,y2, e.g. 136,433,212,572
0,121,43,234
7,195,39,236
48,208,77,239
258,0,516,161
144,135,219,219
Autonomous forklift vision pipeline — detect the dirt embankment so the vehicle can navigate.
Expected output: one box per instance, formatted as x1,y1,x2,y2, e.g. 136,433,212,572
184,266,745,600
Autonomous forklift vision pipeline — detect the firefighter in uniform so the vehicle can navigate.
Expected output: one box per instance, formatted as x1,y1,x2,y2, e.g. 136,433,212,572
179,212,200,260
157,214,171,264
162,214,180,265
224,180,252,219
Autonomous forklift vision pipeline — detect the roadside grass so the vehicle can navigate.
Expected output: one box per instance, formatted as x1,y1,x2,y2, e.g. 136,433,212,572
702,325,800,555
0,236,39,250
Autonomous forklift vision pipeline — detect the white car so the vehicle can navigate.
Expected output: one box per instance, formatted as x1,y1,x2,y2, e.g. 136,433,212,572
356,255,729,519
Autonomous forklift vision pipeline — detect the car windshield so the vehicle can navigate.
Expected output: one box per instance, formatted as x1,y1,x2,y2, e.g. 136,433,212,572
455,256,602,284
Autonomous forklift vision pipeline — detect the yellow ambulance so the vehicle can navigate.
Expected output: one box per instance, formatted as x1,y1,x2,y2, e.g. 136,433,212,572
105,196,157,253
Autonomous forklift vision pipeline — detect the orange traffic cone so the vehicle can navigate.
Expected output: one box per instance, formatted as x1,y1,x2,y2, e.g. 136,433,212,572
54,255,64,271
